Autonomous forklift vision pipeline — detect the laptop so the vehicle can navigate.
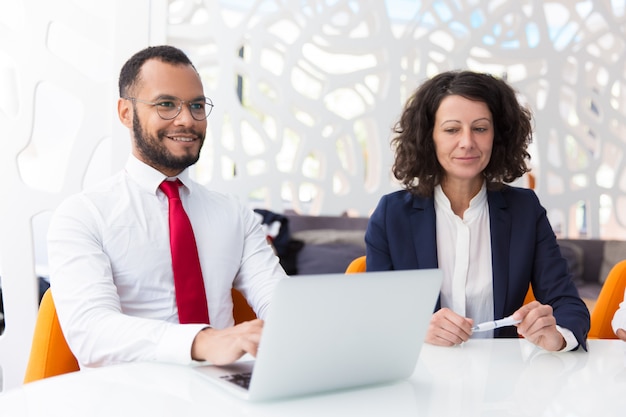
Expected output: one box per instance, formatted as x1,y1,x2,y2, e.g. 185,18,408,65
193,269,442,401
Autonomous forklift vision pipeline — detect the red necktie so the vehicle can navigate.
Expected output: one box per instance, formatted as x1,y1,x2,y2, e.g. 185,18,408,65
160,180,210,324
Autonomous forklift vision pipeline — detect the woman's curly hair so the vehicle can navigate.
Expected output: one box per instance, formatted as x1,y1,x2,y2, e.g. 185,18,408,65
391,70,533,196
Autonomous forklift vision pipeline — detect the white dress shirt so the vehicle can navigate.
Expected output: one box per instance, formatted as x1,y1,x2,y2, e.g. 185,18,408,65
48,155,287,368
612,289,626,335
435,183,495,338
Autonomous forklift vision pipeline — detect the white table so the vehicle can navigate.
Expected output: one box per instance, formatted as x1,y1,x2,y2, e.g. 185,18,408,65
1,339,625,417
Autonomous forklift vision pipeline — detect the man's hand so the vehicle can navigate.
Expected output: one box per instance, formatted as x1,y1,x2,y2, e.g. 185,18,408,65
512,301,566,351
191,319,264,365
616,328,626,341
425,308,473,346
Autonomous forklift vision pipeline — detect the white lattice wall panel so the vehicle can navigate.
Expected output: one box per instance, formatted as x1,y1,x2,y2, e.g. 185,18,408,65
0,0,124,391
166,0,626,238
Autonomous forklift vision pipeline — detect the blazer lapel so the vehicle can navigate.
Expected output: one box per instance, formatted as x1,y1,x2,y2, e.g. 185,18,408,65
409,195,441,310
409,195,439,269
488,190,511,319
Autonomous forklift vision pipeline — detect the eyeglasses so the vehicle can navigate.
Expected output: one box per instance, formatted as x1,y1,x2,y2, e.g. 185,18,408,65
124,96,214,121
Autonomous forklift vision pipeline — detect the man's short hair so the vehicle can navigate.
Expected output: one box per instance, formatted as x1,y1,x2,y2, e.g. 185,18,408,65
118,45,195,97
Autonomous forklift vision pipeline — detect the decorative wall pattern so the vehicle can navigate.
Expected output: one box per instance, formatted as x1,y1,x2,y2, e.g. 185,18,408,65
0,0,118,391
0,0,625,390
167,0,626,239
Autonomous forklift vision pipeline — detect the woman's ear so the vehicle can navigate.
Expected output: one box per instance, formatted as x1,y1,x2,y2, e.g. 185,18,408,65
118,98,133,128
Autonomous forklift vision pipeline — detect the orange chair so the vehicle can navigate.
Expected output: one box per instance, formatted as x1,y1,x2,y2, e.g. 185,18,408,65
588,259,626,339
523,285,535,305
23,288,257,383
345,255,366,274
23,289,79,383
231,288,257,324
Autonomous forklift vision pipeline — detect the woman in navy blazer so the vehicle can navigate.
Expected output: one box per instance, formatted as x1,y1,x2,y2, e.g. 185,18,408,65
366,71,589,351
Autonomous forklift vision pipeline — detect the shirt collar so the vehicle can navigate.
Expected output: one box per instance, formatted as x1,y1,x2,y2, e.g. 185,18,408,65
125,155,194,195
434,181,488,220
434,184,452,215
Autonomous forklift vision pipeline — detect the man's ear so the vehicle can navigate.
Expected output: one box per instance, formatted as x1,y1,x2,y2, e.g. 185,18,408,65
118,98,133,128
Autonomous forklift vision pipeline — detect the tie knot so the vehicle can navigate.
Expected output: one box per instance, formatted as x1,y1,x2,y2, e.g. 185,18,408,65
160,179,182,199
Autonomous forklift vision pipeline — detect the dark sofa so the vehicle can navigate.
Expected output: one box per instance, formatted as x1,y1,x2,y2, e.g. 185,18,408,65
283,212,625,302
558,238,626,300
286,212,369,275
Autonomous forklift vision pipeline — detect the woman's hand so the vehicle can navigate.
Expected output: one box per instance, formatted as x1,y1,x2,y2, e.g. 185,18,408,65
425,308,474,346
512,302,566,351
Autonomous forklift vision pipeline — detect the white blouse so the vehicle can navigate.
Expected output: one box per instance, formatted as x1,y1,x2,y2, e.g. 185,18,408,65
435,182,494,337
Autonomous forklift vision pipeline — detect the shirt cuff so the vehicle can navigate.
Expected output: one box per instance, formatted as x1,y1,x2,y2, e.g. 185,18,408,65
155,323,209,364
611,308,626,335
555,325,578,352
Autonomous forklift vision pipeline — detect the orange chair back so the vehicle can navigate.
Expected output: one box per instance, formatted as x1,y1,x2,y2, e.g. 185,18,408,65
589,259,626,339
345,255,366,274
232,288,257,324
23,289,79,383
24,288,257,383
523,285,535,305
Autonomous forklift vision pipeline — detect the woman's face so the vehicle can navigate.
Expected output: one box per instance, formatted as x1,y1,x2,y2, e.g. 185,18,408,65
432,95,494,187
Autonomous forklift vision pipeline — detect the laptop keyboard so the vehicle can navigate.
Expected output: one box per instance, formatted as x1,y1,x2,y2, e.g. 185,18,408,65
220,372,252,389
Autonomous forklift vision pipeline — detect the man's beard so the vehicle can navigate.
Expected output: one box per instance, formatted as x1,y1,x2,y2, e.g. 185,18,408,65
132,110,204,172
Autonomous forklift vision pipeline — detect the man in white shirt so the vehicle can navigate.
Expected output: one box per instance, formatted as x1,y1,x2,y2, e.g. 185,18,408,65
48,45,287,368
612,289,626,341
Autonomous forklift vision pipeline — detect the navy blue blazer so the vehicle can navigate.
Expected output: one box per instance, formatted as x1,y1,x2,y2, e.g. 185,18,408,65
365,186,589,349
